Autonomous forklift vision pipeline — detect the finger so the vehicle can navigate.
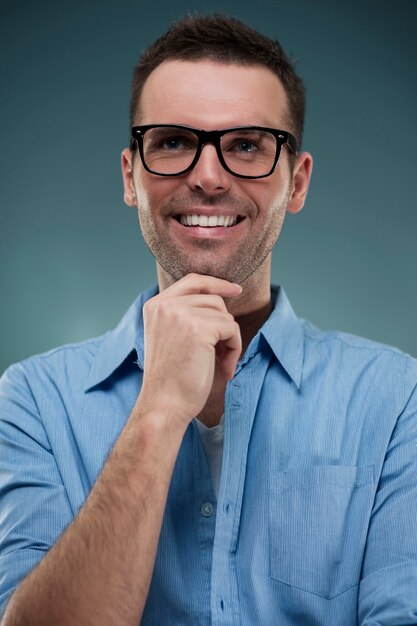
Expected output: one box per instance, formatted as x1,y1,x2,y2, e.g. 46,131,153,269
187,308,237,330
216,341,241,381
214,320,242,380
220,347,240,381
189,313,241,350
165,294,230,313
159,273,242,299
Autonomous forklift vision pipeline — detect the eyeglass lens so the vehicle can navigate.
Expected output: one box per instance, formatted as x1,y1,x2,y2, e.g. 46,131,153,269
141,127,278,176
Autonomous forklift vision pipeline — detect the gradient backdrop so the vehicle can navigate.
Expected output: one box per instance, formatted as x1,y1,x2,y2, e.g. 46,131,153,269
1,0,416,374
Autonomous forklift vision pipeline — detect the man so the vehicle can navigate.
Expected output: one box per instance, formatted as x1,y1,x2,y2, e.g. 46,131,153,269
0,14,416,626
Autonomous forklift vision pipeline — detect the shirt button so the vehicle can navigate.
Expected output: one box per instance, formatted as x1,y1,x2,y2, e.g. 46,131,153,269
201,502,214,517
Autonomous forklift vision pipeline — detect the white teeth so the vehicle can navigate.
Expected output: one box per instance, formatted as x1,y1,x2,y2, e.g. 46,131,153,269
179,214,239,227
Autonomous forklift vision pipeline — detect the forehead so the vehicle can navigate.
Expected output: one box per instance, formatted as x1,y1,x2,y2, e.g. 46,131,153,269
138,60,290,129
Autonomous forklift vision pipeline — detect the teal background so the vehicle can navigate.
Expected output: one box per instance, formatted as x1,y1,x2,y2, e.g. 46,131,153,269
1,0,416,373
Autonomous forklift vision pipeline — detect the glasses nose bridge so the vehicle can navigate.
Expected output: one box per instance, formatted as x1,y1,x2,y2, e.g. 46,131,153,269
196,129,224,166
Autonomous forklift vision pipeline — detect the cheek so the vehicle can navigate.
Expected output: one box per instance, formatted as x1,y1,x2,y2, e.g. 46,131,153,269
134,173,182,213
243,173,289,212
265,174,292,208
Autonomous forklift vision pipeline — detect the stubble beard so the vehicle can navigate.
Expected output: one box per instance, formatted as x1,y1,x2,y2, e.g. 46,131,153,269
137,189,290,285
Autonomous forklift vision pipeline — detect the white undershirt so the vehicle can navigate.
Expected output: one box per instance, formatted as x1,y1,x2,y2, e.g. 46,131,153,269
194,415,224,499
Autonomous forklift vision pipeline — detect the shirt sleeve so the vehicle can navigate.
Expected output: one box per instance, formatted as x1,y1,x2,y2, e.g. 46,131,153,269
0,363,74,617
358,356,417,624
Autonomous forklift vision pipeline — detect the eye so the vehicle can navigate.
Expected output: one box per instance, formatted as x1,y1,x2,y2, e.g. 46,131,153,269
146,130,197,153
230,139,259,153
222,130,277,157
240,140,258,153
162,136,187,150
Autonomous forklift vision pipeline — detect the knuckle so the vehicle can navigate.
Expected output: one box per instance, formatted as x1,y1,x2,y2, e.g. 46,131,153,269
144,295,171,319
223,312,235,324
144,294,161,310
142,299,152,318
213,294,225,309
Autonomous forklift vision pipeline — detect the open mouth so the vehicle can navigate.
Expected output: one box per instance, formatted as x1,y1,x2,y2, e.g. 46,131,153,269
175,214,245,227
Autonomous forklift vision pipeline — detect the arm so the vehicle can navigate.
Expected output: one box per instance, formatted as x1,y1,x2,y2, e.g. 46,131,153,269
3,406,186,626
1,274,242,626
358,358,417,624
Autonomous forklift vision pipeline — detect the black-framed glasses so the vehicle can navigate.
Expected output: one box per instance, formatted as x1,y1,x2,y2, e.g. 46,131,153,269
130,124,298,179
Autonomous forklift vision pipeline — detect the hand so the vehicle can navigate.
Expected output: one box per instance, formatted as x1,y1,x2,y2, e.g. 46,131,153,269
137,274,242,428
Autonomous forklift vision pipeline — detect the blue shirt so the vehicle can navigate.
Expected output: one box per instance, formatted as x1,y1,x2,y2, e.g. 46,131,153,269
1,285,417,625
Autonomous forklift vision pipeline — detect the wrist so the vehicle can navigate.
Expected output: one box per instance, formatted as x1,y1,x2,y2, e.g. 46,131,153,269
134,390,194,434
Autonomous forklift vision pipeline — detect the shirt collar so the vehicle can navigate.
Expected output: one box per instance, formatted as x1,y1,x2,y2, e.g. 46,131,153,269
84,283,304,392
84,284,158,391
259,285,304,388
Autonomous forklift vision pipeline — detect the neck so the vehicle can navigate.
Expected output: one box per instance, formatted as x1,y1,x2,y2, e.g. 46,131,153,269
234,298,272,355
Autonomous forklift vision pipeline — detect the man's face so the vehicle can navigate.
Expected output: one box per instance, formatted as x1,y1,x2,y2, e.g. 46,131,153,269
122,60,311,285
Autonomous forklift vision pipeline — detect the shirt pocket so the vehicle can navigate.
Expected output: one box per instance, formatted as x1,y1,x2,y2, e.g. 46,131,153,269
268,465,374,599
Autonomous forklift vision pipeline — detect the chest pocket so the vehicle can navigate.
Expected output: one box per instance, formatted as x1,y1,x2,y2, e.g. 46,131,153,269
268,465,374,599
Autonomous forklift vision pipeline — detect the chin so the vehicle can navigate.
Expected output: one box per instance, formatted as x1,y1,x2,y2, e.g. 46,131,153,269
162,261,235,283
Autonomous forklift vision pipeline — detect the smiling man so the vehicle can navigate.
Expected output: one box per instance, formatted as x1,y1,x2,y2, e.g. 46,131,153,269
124,60,307,290
1,14,417,626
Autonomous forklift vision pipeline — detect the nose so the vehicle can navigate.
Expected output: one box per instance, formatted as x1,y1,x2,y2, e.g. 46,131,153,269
186,144,232,194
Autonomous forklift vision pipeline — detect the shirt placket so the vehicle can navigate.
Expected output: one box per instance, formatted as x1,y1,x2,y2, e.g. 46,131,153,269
210,348,272,626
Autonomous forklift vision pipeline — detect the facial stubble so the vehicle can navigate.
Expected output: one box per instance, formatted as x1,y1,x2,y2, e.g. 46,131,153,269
136,187,291,285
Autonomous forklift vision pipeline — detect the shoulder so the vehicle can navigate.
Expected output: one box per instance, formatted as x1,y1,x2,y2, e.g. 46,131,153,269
300,319,417,407
302,317,414,362
1,333,108,392
0,333,116,439
0,284,158,397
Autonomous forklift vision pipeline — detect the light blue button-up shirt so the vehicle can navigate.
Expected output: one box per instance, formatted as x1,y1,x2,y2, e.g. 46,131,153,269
1,285,417,624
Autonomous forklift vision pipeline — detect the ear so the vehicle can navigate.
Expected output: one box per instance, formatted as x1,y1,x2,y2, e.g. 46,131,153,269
121,148,137,207
286,151,313,215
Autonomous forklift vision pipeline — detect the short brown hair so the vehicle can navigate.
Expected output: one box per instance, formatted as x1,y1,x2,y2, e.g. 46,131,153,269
130,14,306,148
